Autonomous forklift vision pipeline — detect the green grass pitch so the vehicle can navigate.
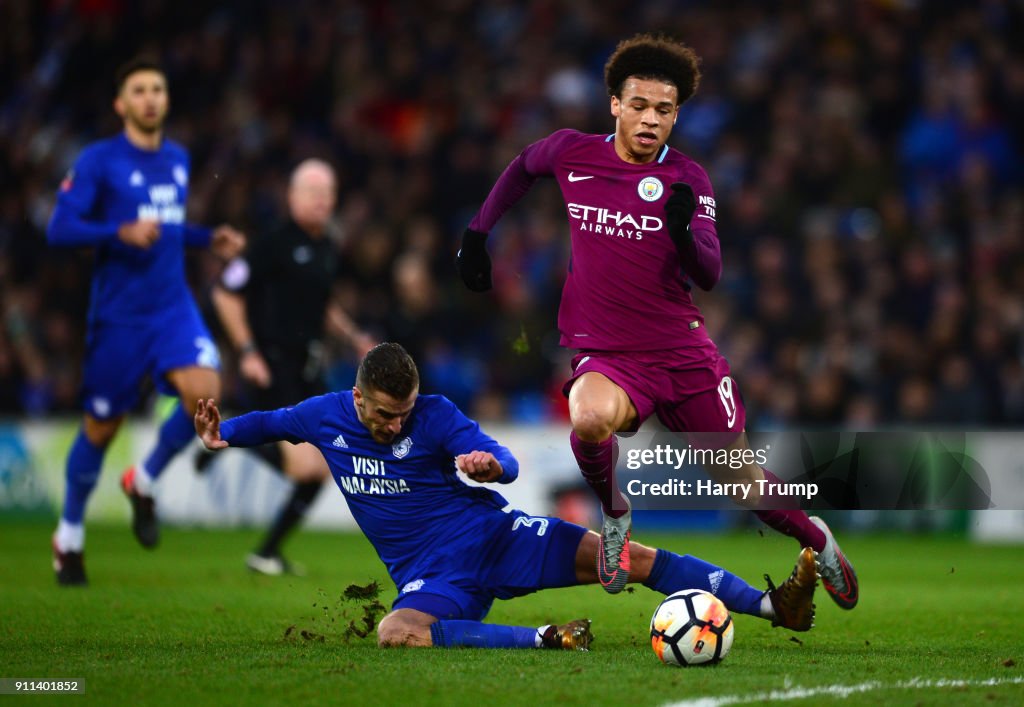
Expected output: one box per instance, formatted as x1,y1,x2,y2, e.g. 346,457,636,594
1,519,1022,706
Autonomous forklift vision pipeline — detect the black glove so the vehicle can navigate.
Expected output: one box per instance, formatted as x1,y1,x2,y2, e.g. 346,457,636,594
456,228,493,292
664,182,696,253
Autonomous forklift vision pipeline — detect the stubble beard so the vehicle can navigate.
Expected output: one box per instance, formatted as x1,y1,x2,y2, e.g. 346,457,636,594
129,113,164,135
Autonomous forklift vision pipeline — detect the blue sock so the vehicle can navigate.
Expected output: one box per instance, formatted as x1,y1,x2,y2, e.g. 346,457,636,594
143,403,194,480
62,429,106,524
429,621,539,649
643,549,764,617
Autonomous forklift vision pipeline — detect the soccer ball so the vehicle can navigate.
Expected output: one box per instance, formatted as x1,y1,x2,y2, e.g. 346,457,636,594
650,589,734,666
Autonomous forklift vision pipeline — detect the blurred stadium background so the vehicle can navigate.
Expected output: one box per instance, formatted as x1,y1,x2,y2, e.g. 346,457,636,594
1,0,1022,536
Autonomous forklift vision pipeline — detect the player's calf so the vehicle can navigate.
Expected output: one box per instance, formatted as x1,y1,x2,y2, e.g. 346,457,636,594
407,612,595,650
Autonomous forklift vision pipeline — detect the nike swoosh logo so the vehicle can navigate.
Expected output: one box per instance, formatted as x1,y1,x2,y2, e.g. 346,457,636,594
567,172,594,182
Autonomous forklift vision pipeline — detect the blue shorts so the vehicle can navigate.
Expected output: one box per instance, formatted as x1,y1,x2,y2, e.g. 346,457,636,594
392,510,588,621
81,304,219,419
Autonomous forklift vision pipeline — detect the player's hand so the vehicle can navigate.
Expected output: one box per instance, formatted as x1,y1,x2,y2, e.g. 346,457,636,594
239,350,272,388
211,224,246,260
456,228,492,292
456,451,503,483
194,398,229,450
117,220,161,249
664,182,696,251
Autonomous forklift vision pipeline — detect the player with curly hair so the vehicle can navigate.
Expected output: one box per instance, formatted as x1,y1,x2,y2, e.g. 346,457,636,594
457,34,858,610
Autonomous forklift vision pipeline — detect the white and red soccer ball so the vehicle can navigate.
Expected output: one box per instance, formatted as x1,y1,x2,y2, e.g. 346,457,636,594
650,589,734,666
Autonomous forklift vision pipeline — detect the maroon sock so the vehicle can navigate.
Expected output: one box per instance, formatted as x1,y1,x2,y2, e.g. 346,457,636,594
753,468,826,551
569,430,627,517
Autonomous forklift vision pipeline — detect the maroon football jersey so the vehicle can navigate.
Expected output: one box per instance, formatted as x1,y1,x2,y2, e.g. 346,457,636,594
471,129,721,353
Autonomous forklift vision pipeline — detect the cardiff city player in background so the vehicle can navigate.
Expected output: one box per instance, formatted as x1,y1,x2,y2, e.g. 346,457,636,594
47,57,245,585
194,342,818,650
456,33,857,610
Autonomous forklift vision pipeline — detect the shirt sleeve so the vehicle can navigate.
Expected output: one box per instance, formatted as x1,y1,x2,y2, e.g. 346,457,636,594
220,394,328,447
433,397,519,484
468,129,579,233
678,164,722,291
47,148,121,247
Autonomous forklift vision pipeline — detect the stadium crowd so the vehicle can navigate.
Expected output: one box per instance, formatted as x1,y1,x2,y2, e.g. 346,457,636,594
1,0,1022,428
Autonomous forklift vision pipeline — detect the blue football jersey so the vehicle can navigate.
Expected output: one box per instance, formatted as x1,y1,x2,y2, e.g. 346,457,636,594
220,391,520,584
47,132,212,324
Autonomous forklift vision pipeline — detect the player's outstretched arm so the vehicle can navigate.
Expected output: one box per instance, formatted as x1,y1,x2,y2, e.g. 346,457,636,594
456,451,503,483
195,398,229,450
457,132,572,292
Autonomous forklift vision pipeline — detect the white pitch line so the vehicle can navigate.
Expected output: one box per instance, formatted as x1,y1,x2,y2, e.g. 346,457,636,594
663,675,1024,707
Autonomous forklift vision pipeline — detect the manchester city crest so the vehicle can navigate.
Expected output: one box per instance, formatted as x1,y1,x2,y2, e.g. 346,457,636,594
392,437,413,458
638,176,664,201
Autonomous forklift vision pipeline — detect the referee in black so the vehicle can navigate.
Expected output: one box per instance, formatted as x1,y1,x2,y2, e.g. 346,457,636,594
206,158,373,575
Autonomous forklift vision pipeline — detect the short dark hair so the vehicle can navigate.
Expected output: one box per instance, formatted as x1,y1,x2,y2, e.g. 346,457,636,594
115,56,165,94
604,33,701,105
356,342,420,399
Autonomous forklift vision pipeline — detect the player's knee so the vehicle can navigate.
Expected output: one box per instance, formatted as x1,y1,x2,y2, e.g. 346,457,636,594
179,391,215,417
82,415,122,447
376,613,432,648
736,466,762,509
168,368,221,414
571,409,616,442
288,467,327,483
179,397,201,417
282,445,330,482
375,617,400,647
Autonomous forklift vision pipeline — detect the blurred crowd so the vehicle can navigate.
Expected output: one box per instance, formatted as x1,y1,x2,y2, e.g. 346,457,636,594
1,0,1022,428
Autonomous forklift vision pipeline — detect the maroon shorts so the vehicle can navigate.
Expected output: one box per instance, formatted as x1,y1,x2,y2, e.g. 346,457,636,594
562,349,746,441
